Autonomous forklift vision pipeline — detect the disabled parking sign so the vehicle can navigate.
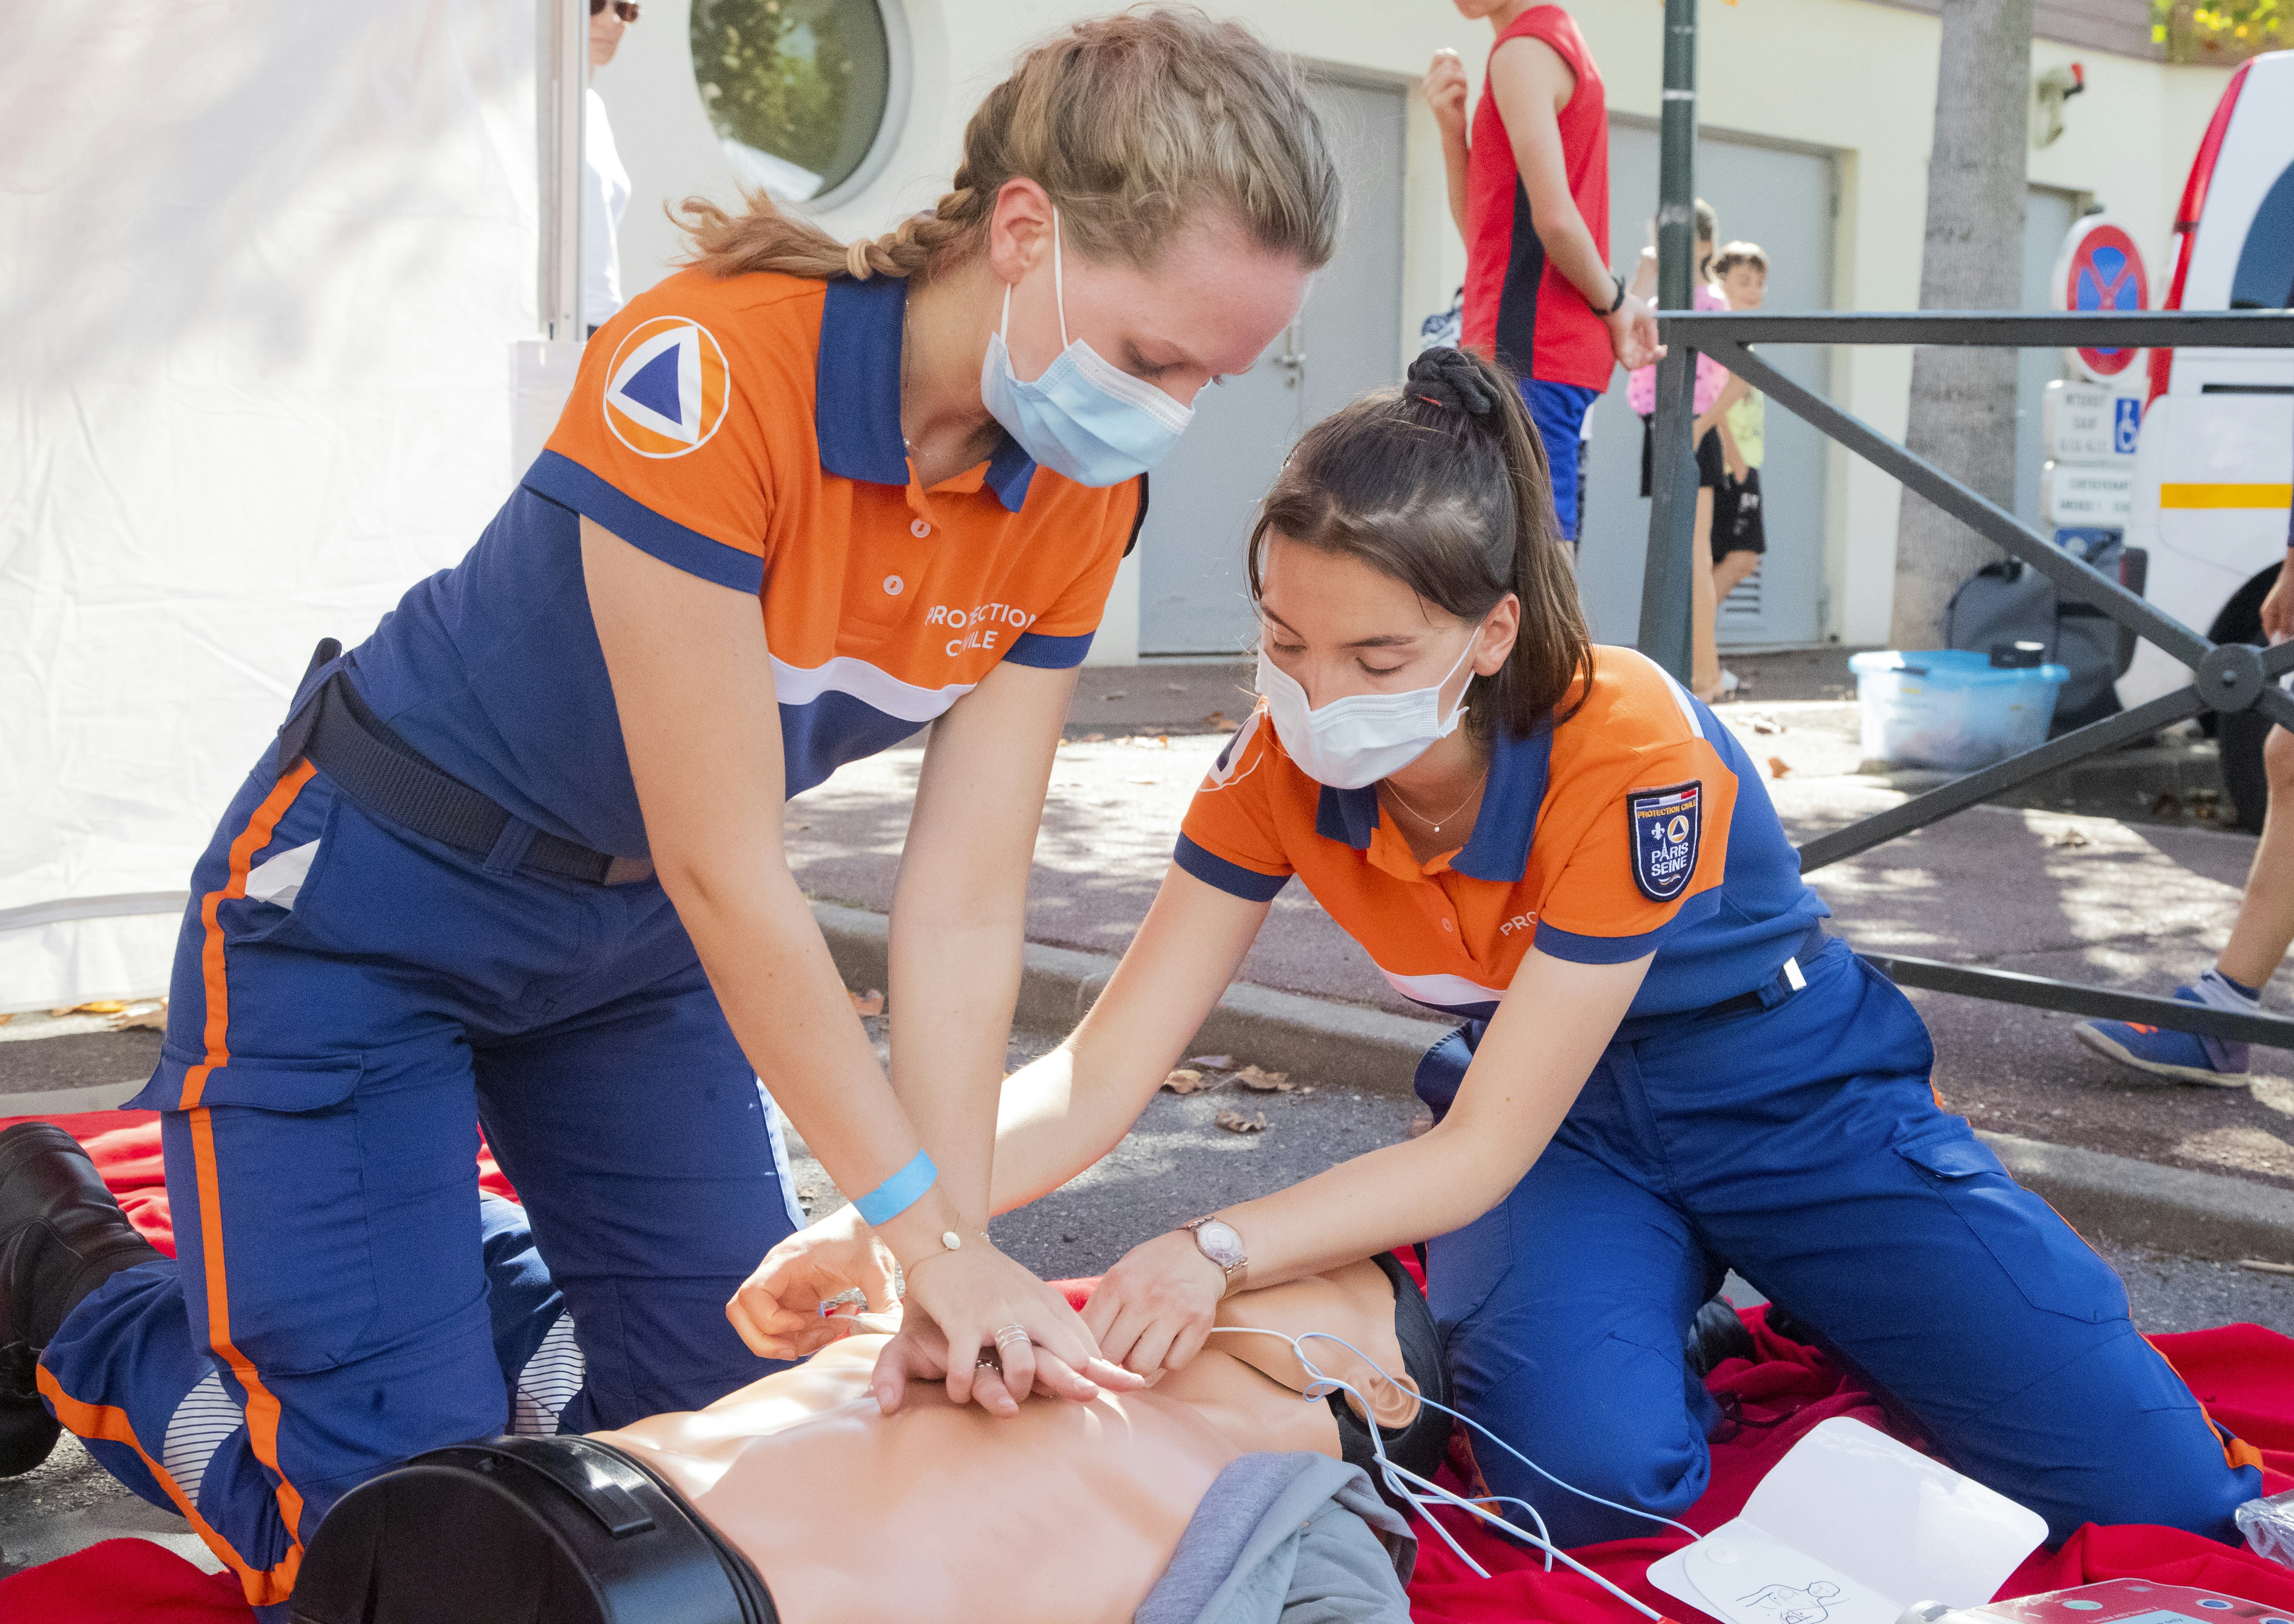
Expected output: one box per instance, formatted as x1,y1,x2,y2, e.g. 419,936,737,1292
2112,396,2141,455
2052,217,2150,385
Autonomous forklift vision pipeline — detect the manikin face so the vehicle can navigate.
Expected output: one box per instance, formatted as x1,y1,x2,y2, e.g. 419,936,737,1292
1256,534,1518,717
1722,264,1768,311
996,207,1310,413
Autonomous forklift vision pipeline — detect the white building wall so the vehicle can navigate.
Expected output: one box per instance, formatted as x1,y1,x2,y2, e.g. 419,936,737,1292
595,0,2233,649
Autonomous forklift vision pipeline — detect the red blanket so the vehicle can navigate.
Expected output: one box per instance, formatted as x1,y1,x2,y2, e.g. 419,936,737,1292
8,1112,2294,1623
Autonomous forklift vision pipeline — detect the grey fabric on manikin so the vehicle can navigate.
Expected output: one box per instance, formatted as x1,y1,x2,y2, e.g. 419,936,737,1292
1133,1451,1418,1624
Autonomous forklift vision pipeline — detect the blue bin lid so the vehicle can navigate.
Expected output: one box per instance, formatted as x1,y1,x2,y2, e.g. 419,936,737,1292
1849,649,2070,685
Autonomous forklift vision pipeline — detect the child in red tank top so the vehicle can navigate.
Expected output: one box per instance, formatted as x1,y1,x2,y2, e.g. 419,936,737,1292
1422,2,1658,546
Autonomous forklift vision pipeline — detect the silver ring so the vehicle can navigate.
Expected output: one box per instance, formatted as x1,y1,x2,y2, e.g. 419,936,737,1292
992,1323,1030,1348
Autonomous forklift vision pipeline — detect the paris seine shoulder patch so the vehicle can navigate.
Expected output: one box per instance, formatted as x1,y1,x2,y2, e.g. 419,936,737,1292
1627,781,1702,902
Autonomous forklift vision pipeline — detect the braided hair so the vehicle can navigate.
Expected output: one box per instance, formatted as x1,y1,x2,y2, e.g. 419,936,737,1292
1246,346,1592,744
674,8,1341,287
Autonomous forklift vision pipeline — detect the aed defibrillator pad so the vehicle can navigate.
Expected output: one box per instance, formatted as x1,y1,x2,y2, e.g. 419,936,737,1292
1628,781,1702,902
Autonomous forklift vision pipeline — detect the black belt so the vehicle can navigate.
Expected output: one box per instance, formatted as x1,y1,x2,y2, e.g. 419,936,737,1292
275,639,653,887
1692,921,1830,1024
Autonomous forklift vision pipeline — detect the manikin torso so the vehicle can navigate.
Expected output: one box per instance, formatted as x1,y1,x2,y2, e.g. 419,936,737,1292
590,1262,1421,1624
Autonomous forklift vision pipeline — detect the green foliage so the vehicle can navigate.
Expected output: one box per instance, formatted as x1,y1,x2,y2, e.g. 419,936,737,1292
2153,0,2289,62
690,0,861,181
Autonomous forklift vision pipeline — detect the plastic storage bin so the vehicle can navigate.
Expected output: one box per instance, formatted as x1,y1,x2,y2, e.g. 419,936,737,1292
1849,649,2069,772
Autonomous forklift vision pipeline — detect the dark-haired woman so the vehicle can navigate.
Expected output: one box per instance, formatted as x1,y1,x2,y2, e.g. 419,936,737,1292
0,13,1342,1613
757,345,2263,1550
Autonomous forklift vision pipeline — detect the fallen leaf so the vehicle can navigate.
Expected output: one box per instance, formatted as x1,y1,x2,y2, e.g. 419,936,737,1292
1765,755,1791,780
2240,1257,2294,1275
850,989,884,1018
788,822,810,831
1084,732,1105,743
2048,828,2091,849
1203,711,1234,730
1214,1108,1266,1134
110,1002,167,1032
1187,1054,1235,1071
51,1001,128,1016
1233,1064,1292,1092
1102,691,1128,701
1162,1068,1208,1094
1165,683,1186,692
1748,714,1783,735
0,1013,11,1027
1128,776,1159,785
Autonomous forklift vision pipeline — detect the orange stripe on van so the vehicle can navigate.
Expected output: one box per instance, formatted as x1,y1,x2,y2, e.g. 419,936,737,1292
170,759,318,1595
2159,482,2293,510
38,1365,295,1608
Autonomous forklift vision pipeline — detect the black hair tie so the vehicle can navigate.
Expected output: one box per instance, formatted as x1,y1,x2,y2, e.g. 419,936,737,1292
1405,347,1500,418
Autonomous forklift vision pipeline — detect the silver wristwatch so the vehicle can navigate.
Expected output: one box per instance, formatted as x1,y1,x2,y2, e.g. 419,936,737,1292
1180,1216,1247,1282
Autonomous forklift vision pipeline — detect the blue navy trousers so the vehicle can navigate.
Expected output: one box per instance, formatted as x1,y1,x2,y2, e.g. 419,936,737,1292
1418,938,2260,1549
39,754,802,1615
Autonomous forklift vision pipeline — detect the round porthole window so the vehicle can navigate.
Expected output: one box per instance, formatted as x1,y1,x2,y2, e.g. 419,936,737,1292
690,0,908,207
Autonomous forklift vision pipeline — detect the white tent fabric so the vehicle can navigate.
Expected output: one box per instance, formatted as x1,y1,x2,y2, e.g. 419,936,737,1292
0,1,541,1010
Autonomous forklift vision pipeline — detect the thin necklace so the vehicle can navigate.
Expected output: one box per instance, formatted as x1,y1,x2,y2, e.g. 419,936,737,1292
1381,770,1487,835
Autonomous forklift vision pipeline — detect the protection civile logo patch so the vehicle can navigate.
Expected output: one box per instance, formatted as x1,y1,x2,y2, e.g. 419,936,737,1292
1627,781,1701,902
601,316,731,458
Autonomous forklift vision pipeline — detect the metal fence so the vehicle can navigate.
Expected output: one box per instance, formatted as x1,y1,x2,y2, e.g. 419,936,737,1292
1639,309,2294,1050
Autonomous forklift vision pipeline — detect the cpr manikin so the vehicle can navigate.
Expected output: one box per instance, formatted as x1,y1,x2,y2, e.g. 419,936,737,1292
289,1258,1445,1624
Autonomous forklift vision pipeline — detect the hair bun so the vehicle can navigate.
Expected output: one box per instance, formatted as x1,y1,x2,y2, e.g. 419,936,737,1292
1405,347,1501,419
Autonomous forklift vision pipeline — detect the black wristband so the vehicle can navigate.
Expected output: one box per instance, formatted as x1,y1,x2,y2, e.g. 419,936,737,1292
1602,275,1628,316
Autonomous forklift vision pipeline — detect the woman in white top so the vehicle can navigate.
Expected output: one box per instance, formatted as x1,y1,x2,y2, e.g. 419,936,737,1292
585,0,637,334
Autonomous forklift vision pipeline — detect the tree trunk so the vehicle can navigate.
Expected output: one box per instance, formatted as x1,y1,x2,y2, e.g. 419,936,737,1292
1889,0,2034,650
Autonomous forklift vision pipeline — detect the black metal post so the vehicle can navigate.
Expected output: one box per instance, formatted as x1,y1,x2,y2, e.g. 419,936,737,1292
1656,0,1698,312
1637,0,1700,681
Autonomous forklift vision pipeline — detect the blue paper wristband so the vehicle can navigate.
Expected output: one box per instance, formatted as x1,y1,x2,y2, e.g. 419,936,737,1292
853,1150,938,1227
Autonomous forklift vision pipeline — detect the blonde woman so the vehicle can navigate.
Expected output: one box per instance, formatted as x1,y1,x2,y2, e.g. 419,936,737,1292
0,12,1339,1612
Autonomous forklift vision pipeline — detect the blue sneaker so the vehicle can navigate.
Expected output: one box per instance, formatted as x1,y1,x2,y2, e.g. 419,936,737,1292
2075,986,2250,1086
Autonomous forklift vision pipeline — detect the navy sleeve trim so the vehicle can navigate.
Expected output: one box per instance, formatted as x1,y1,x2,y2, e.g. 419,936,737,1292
1005,630,1096,669
1174,834,1290,902
523,450,765,594
1533,889,1723,965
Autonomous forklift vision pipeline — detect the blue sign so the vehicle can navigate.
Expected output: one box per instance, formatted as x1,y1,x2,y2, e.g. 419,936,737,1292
2113,396,2142,455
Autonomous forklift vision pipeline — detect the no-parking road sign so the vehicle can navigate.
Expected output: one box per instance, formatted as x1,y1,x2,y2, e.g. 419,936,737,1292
2052,215,2150,385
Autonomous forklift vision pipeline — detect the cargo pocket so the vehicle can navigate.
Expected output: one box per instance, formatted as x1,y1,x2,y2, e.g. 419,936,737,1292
140,1048,378,1374
1892,1125,2127,1325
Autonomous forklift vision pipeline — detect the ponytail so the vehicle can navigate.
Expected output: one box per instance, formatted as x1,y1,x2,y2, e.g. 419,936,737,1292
1246,347,1593,743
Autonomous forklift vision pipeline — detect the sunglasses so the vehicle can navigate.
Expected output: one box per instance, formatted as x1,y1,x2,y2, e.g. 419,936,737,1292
590,0,640,19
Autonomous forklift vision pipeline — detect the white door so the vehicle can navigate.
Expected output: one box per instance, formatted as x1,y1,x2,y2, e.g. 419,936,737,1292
1577,124,1838,648
1138,75,1408,655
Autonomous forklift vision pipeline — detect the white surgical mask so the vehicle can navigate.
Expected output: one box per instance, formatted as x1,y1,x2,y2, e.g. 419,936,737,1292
977,207,1195,487
1256,631,1480,790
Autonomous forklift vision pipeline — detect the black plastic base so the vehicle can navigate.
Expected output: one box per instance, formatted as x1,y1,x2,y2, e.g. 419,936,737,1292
292,1433,776,1624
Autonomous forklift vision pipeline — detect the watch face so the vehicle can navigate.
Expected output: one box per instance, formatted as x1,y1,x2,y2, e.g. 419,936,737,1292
1194,1220,1245,1269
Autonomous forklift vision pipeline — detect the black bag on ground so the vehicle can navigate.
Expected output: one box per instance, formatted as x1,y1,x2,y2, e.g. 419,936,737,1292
1943,538,2144,737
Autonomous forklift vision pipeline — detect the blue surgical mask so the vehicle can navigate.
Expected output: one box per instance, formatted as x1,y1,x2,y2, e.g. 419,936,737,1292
979,208,1194,487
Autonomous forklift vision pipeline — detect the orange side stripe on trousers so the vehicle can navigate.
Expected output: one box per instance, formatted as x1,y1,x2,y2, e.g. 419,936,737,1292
38,1365,295,1608
174,760,318,1595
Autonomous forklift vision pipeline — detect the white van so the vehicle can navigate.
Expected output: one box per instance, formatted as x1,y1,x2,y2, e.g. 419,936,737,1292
2117,48,2294,822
